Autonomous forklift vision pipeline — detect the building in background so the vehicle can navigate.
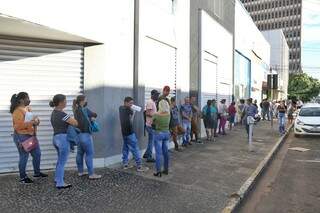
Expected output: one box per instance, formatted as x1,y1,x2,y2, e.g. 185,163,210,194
240,0,302,74
0,0,235,173
234,0,271,106
262,30,290,100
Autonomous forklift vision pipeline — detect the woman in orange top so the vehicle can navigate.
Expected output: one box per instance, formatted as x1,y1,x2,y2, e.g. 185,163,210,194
11,92,48,184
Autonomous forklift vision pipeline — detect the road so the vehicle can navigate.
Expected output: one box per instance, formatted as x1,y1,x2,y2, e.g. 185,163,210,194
238,132,320,213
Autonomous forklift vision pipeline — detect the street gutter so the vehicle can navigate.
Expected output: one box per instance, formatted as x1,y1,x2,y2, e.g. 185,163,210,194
222,123,294,213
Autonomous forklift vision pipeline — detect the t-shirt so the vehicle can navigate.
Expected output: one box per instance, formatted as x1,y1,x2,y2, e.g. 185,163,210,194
50,110,70,135
153,114,170,132
228,105,236,116
119,106,134,136
170,105,180,128
145,99,157,127
245,104,258,118
180,104,192,122
157,95,171,110
278,105,287,113
202,105,218,121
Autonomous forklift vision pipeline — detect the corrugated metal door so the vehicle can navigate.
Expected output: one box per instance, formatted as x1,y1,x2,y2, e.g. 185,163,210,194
0,38,83,173
141,36,177,103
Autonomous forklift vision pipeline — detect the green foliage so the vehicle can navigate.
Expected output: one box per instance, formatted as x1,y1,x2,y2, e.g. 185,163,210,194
288,73,320,102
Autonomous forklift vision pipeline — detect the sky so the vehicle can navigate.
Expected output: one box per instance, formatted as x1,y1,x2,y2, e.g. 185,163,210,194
302,0,320,80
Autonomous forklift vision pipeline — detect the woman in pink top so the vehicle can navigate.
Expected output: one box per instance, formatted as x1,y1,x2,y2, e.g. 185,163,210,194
228,102,237,131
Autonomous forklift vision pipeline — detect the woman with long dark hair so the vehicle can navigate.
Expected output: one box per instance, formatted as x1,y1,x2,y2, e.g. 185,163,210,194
50,94,78,189
73,95,101,179
10,92,48,184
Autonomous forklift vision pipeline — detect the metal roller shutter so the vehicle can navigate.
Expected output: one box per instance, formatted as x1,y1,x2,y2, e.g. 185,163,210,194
0,38,83,173
141,36,177,103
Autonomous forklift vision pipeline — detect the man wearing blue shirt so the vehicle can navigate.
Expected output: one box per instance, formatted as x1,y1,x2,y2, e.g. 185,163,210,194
244,98,258,136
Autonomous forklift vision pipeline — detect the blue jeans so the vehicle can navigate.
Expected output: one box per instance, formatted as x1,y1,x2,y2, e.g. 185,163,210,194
122,133,142,167
13,134,41,179
182,120,191,145
154,131,170,173
278,113,286,134
144,126,154,160
53,134,70,187
76,133,94,175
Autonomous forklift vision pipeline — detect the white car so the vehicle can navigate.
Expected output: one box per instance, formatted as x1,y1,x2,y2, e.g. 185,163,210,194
294,103,320,136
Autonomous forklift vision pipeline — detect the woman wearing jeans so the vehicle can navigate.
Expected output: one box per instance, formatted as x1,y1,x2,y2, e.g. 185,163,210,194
153,100,171,177
73,95,101,179
11,92,48,184
50,94,78,189
277,101,287,135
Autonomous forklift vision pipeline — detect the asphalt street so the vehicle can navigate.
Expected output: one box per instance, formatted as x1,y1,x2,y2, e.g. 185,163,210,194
238,132,320,213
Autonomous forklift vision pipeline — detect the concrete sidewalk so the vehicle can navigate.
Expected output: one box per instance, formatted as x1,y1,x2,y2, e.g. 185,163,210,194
0,121,281,213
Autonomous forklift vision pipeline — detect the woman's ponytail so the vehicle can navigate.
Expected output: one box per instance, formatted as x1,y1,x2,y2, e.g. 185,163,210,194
10,92,29,114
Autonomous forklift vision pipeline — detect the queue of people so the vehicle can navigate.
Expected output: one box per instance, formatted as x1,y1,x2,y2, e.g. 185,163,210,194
10,88,297,188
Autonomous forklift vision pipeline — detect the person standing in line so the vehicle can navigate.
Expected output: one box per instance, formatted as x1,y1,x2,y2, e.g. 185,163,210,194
261,99,271,121
73,95,101,180
119,97,148,172
237,99,246,125
157,86,171,108
211,99,219,137
218,99,228,135
277,100,287,135
190,96,203,144
243,98,258,137
10,92,48,184
228,102,237,131
50,94,78,189
180,97,193,147
287,100,297,124
152,100,171,177
202,100,218,141
169,97,184,151
253,99,259,109
143,90,159,163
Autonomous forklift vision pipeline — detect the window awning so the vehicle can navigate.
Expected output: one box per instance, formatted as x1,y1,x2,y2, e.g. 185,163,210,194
0,13,99,44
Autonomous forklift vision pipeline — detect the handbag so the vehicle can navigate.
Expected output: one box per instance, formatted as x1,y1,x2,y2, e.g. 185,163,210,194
82,108,100,133
21,136,39,152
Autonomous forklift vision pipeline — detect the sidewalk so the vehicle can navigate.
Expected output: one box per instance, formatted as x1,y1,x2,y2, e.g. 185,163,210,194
0,121,281,213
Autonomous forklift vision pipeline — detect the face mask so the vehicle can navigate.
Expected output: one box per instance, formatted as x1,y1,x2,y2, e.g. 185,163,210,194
84,102,88,107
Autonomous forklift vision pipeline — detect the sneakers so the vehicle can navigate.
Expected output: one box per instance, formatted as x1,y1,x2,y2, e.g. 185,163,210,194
123,164,134,170
20,177,33,184
33,172,48,178
78,172,88,177
89,174,102,180
195,140,204,144
146,158,156,163
137,166,149,172
56,184,72,190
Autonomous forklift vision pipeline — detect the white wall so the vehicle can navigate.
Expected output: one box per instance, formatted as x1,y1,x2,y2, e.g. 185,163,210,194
235,0,271,104
262,30,290,99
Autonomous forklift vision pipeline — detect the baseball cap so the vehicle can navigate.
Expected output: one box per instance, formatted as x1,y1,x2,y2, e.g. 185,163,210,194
163,86,170,92
151,89,160,96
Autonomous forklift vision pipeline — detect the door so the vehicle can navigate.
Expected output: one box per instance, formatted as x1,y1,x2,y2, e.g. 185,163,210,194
0,38,83,173
141,37,177,102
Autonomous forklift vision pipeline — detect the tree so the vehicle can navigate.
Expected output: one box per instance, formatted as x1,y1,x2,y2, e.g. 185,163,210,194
288,73,320,102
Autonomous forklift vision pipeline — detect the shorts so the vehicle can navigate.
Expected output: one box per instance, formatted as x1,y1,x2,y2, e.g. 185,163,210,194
228,115,235,123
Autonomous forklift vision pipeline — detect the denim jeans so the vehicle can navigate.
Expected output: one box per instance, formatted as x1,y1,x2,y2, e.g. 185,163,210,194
122,133,142,167
76,133,94,175
13,133,41,179
154,131,170,173
53,134,70,187
278,112,286,134
182,120,191,145
144,126,154,160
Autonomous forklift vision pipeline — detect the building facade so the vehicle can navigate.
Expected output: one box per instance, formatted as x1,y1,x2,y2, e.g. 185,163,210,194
235,0,271,107
262,30,290,100
240,0,302,73
0,0,235,173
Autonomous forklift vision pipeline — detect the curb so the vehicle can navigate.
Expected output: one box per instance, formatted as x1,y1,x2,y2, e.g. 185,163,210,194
221,123,294,213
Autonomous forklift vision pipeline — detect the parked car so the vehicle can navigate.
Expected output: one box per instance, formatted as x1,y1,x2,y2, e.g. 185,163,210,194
294,103,320,137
